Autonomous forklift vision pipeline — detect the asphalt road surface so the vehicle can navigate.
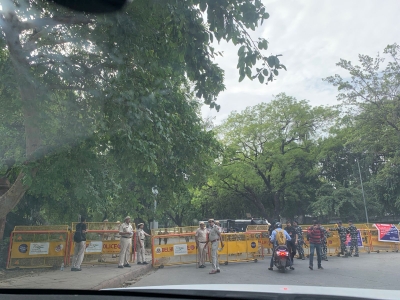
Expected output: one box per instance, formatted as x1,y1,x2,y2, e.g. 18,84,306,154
131,252,400,290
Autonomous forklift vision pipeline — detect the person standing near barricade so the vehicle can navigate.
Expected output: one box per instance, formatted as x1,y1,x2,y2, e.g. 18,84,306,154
206,219,224,274
329,221,347,257
195,221,208,268
71,216,87,271
137,222,151,264
284,220,297,263
346,220,359,257
293,221,305,260
215,220,222,233
318,221,329,261
307,220,323,270
118,216,133,268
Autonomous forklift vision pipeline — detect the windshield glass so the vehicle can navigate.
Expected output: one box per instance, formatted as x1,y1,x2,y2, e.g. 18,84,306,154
0,0,399,295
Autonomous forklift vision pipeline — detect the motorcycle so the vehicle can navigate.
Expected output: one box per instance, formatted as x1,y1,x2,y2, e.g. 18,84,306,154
273,245,292,272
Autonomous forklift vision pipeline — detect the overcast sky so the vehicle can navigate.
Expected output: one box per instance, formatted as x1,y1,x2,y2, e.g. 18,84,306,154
201,0,400,125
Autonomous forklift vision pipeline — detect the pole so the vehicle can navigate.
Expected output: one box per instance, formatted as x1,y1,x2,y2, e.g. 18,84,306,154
356,158,369,224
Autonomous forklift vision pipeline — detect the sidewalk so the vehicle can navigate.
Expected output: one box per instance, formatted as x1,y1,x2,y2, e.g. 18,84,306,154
0,263,153,290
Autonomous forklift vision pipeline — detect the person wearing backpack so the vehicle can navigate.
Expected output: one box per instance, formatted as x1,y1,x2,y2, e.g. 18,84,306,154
71,216,87,271
268,222,294,271
307,220,323,270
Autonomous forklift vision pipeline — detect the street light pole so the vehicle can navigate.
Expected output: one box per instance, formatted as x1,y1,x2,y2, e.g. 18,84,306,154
356,158,369,224
151,186,159,230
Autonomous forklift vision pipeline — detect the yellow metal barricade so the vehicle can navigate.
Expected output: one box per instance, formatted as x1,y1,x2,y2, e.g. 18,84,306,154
246,229,271,257
152,233,198,268
71,222,132,231
219,232,259,265
151,226,197,236
369,229,399,253
68,230,135,265
7,226,69,269
152,232,260,268
246,225,270,231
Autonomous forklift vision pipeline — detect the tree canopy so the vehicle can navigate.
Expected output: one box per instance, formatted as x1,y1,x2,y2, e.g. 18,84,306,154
0,0,284,236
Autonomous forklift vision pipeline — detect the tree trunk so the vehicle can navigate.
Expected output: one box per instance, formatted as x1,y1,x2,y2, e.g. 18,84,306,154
0,12,42,239
273,191,281,220
0,218,6,240
0,173,27,239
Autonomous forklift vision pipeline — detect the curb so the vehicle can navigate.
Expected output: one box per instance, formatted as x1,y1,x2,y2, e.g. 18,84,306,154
91,264,153,290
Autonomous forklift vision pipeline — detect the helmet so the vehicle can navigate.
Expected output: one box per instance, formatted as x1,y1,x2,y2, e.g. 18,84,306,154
275,222,282,228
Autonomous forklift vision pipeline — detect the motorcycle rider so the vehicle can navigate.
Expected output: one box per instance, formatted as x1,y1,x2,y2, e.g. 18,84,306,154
268,222,294,271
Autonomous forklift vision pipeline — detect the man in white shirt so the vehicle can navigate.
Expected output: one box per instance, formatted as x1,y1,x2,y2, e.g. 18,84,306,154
206,219,224,274
195,222,207,268
137,222,151,264
118,216,133,268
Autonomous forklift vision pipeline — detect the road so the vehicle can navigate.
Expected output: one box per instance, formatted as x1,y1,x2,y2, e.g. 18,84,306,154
131,252,400,290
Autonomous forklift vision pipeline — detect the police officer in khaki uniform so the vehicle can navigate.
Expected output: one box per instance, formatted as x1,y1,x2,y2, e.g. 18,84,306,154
137,223,150,264
118,216,133,268
206,219,224,274
195,221,208,268
215,220,222,233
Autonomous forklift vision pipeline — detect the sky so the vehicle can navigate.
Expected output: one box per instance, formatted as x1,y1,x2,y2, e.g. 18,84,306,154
201,0,400,125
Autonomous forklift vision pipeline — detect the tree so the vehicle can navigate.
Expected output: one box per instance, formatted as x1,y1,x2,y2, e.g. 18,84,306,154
1,0,285,236
211,93,334,220
322,43,400,220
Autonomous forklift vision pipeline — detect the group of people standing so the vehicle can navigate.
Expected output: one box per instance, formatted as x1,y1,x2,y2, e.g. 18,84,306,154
70,216,151,271
195,219,224,274
267,219,360,271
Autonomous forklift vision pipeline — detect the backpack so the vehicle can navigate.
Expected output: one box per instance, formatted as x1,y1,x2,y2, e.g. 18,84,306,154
275,229,287,245
73,223,84,243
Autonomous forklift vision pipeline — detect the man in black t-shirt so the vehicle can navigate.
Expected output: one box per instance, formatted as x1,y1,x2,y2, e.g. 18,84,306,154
284,220,297,262
71,217,87,271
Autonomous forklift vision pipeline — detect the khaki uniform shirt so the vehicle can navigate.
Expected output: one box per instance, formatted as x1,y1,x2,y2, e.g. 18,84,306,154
209,225,220,241
195,228,207,242
119,222,133,238
137,228,146,245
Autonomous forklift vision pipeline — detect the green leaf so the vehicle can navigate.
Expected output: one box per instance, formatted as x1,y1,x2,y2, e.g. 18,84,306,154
239,73,245,82
262,69,269,76
245,67,252,78
267,57,275,68
273,69,279,76
258,73,264,83
238,45,246,56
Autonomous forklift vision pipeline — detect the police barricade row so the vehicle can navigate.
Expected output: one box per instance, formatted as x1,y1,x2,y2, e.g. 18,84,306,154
71,222,133,231
151,232,260,268
150,226,198,237
7,226,70,269
68,230,136,265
